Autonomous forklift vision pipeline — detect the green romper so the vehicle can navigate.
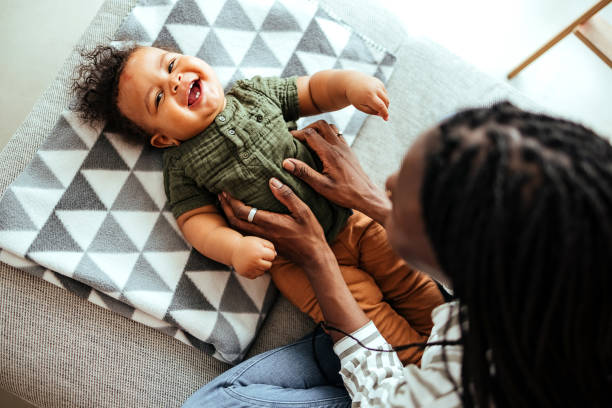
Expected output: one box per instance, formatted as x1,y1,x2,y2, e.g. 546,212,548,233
163,76,351,243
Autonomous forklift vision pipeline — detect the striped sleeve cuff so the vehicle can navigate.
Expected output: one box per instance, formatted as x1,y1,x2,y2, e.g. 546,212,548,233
333,321,392,366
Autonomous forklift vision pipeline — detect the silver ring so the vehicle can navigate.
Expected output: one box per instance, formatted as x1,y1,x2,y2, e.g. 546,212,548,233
247,207,257,223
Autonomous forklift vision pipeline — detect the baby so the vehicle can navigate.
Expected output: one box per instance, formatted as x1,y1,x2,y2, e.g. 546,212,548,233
72,44,444,364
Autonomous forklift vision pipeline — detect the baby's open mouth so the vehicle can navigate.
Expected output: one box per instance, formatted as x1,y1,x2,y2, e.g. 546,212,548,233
188,80,201,106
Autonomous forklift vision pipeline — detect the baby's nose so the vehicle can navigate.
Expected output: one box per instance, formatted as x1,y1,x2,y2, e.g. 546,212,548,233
173,74,182,92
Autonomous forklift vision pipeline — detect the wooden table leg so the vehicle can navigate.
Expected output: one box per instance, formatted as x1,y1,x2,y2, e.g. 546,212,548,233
507,0,611,79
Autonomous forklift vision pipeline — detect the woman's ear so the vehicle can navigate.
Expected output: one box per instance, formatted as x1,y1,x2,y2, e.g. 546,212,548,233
150,133,180,148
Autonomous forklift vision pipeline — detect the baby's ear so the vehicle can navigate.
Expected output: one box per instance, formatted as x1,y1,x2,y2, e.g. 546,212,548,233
151,133,180,148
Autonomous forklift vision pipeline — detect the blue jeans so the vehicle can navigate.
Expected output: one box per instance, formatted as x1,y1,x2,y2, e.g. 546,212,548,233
182,331,351,407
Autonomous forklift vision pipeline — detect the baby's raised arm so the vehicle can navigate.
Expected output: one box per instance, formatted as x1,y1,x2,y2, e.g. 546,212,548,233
177,205,276,279
297,70,389,120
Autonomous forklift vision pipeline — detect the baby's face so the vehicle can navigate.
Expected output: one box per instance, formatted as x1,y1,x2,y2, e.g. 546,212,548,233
117,47,225,147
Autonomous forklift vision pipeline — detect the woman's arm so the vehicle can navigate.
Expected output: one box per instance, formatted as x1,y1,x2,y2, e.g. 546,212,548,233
218,180,463,407
218,181,368,341
178,206,276,279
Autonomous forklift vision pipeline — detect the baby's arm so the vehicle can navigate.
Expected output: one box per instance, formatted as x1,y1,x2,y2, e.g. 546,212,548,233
297,70,389,120
177,205,276,279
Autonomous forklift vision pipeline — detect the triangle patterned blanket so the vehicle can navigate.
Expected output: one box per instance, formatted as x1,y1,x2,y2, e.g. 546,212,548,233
0,0,396,364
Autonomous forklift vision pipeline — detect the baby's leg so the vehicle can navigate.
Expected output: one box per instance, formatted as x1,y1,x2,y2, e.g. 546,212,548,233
270,257,430,365
337,211,444,336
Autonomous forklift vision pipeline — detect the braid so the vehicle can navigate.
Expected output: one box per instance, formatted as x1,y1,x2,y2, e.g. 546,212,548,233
421,102,612,406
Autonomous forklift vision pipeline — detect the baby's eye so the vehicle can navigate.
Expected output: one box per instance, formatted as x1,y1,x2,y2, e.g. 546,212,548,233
155,91,163,108
168,59,175,73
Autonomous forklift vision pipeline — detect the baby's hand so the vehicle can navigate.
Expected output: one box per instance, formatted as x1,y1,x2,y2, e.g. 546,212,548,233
346,73,389,120
231,236,277,279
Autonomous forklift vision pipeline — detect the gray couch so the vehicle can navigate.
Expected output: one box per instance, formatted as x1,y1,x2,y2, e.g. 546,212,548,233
0,0,537,406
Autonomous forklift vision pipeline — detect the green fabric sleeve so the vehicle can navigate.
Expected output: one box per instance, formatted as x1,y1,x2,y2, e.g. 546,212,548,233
238,76,300,122
163,155,216,219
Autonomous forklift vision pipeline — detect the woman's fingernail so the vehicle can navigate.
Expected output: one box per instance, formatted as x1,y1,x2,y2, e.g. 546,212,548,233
270,178,283,188
283,159,295,172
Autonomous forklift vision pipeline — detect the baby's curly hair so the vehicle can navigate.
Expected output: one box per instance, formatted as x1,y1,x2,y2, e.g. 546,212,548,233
70,44,150,144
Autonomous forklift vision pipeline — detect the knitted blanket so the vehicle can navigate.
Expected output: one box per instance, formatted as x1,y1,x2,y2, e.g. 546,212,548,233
0,0,396,364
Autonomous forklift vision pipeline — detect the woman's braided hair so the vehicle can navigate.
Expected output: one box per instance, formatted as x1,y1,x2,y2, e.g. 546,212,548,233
70,44,149,144
421,102,612,406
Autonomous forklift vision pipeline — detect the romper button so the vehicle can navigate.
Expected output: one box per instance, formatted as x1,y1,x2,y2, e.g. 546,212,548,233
256,114,263,122
228,128,236,135
218,115,226,122
240,152,249,159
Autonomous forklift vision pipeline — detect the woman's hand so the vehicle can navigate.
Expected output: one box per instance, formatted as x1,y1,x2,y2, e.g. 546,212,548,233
284,120,391,225
218,178,333,271
219,179,369,341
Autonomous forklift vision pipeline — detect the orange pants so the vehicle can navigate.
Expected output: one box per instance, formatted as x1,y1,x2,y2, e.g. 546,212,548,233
270,211,444,365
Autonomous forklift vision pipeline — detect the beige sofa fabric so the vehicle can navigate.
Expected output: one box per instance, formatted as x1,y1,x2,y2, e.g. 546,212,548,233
0,0,536,406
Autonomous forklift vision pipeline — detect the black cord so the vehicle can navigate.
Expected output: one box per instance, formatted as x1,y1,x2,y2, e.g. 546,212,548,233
323,321,461,351
311,321,463,385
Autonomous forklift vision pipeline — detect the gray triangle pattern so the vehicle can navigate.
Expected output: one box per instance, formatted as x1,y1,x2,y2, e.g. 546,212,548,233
74,254,120,293
87,213,139,253
157,325,178,337
21,264,47,279
315,7,333,20
183,331,215,354
167,272,216,311
133,145,163,171
213,0,254,31
153,25,182,52
184,249,228,271
344,109,368,136
381,52,397,66
240,34,281,67
111,173,159,211
197,29,235,66
56,273,95,298
41,115,89,151
13,154,64,189
206,313,241,354
81,134,129,171
260,1,301,31
296,18,336,57
143,214,189,251
374,65,386,82
115,13,152,42
0,189,37,231
224,68,243,92
123,254,172,292
166,0,208,26
56,172,107,211
280,53,307,77
96,288,137,317
28,213,83,253
340,33,376,63
218,273,259,313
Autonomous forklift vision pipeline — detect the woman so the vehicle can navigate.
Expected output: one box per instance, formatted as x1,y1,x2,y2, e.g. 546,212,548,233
183,102,612,407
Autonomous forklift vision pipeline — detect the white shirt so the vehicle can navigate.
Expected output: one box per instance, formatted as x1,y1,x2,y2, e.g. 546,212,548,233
333,301,463,407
